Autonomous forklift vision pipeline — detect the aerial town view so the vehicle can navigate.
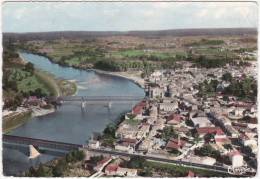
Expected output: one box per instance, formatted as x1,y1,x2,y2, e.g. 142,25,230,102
1,1,258,178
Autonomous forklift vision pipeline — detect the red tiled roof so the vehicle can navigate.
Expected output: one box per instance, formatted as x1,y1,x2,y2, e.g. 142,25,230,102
215,137,231,143
196,127,224,135
167,113,183,124
121,138,137,144
166,138,186,150
166,141,180,150
176,127,189,133
167,120,180,125
105,164,119,173
97,157,111,166
132,101,146,115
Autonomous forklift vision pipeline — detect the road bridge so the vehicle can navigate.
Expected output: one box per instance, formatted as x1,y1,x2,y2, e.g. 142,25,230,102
3,134,82,152
57,95,145,110
3,135,254,176
58,95,145,102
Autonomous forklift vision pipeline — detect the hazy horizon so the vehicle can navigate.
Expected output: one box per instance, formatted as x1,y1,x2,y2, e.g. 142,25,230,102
2,27,258,34
2,2,258,33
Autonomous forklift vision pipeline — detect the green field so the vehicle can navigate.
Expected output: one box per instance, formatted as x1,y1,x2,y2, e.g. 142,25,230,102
114,49,174,60
9,68,50,95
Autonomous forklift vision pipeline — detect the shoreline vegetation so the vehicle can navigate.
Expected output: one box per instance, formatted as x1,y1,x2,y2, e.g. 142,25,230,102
2,53,78,133
21,51,145,88
3,51,143,134
2,70,77,133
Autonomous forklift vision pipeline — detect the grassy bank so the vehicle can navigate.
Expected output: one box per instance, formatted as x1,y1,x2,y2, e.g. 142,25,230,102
3,111,32,134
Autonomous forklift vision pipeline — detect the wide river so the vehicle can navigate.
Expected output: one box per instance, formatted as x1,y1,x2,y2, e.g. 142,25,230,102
3,52,144,175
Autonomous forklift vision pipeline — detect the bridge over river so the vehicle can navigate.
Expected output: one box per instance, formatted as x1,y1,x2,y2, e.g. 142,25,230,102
58,95,145,102
55,95,145,109
3,134,254,177
3,134,82,152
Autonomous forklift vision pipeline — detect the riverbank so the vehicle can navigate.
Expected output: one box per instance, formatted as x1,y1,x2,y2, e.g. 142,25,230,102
3,53,78,134
92,69,145,89
3,109,32,134
20,51,145,89
19,52,78,97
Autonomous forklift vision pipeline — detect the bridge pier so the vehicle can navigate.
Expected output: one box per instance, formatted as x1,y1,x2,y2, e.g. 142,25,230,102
29,145,41,159
81,97,87,112
107,102,112,109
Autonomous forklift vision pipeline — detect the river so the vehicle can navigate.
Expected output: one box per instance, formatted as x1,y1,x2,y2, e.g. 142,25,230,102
3,52,144,176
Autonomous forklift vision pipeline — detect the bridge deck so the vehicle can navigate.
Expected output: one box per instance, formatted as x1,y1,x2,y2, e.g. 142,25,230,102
3,134,82,151
59,96,145,102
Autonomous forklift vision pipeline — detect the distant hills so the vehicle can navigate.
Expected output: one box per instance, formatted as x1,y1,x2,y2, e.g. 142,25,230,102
3,28,257,42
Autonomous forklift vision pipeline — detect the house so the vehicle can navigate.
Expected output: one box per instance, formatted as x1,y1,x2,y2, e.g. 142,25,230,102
105,163,138,177
115,138,137,153
138,139,152,152
116,123,139,139
136,124,150,139
150,71,163,81
176,127,189,133
191,117,212,127
227,107,245,120
88,139,100,149
105,164,119,176
228,150,244,168
25,96,43,106
167,113,184,125
159,102,178,112
196,127,224,137
215,137,231,145
149,86,164,99
239,134,257,146
130,101,146,120
166,137,186,152
94,157,112,172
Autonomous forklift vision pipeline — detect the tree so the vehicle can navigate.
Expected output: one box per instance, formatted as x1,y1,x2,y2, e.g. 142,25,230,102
89,155,104,164
26,166,37,177
194,144,221,159
204,133,215,143
52,159,67,177
223,144,233,150
35,163,53,177
140,166,153,176
222,72,232,82
161,126,178,141
185,119,193,127
194,135,202,144
127,156,146,169
103,124,116,138
24,62,34,74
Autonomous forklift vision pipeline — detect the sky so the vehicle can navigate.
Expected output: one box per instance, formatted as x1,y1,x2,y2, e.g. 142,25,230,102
2,1,258,33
